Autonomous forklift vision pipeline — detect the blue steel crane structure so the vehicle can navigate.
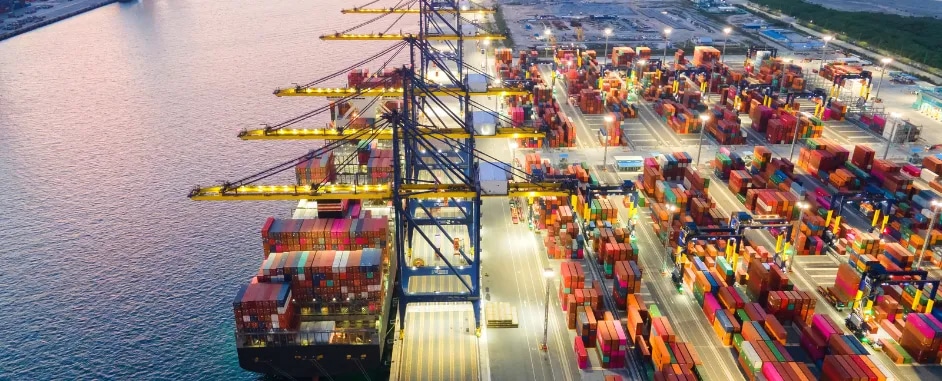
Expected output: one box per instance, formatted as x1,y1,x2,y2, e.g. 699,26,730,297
190,0,542,336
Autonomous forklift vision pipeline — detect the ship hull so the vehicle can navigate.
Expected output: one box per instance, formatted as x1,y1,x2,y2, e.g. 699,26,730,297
237,344,388,379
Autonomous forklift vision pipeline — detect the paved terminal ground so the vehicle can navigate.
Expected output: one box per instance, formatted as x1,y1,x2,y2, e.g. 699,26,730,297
400,303,480,381
498,0,735,52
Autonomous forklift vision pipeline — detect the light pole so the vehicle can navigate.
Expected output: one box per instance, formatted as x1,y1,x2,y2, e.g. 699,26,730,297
917,202,942,269
546,29,557,93
604,28,613,67
722,27,732,63
789,112,804,161
883,112,901,160
542,267,554,351
873,57,893,103
696,114,710,166
602,115,614,171
820,35,833,70
662,28,672,65
545,29,553,58
483,39,490,75
787,201,810,272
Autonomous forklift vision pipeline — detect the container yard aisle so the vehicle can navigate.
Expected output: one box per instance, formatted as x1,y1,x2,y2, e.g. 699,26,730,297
822,121,884,145
473,138,580,381
400,303,480,381
634,102,704,148
537,64,674,151
591,163,743,381
624,204,746,381
479,197,579,381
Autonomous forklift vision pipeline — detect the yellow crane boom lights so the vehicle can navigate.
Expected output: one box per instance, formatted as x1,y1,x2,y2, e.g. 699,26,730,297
238,127,546,140
340,8,495,14
189,182,569,201
319,33,505,41
273,87,528,97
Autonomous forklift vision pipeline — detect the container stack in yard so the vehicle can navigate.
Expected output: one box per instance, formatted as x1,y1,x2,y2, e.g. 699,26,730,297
598,112,624,147
653,99,701,134
634,150,907,380
491,48,579,150
556,49,604,114
705,104,746,145
749,103,823,144
610,47,635,68
599,73,638,119
743,58,805,92
522,95,576,148
692,46,721,68
713,149,747,181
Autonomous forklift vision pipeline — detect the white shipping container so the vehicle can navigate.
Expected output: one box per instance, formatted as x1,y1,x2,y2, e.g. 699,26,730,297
741,341,762,370
921,168,939,183
332,252,343,273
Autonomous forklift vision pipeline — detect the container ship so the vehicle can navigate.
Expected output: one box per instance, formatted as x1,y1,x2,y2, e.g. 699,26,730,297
230,145,398,379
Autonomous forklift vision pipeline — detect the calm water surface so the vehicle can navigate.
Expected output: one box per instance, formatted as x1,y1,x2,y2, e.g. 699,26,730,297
0,1,388,379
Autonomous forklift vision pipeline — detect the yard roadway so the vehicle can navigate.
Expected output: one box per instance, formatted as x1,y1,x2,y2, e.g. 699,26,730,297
475,138,581,381
588,165,745,381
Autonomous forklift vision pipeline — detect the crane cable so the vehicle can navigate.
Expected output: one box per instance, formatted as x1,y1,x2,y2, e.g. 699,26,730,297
224,128,374,190
264,78,393,132
229,95,388,190
269,41,406,131
353,0,381,8
264,43,408,133
339,0,413,35
301,41,408,88
308,124,387,193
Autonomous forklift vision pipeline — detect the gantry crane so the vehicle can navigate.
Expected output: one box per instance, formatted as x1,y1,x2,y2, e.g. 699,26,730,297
190,0,557,337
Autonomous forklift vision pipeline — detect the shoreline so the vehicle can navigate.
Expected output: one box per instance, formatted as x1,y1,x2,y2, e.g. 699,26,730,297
0,0,118,42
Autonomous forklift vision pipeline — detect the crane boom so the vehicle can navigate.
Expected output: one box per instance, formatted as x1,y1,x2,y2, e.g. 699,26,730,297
340,8,495,14
273,87,528,97
238,127,545,140
189,182,571,201
319,33,504,41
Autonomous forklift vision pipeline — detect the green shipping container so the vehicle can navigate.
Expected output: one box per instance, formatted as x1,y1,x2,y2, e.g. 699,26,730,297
649,304,662,317
733,333,744,351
